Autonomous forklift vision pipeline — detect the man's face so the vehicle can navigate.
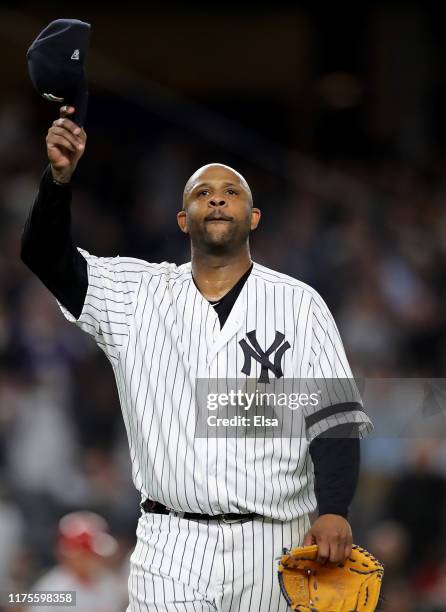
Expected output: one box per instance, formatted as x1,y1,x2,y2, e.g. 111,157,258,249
177,164,260,254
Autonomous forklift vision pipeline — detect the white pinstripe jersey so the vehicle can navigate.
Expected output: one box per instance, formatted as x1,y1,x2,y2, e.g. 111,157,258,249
58,249,372,521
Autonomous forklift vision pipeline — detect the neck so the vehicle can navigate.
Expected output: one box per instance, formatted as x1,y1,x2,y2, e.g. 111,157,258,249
191,244,252,301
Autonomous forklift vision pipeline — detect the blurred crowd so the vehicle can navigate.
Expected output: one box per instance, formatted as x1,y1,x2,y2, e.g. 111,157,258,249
1,95,446,611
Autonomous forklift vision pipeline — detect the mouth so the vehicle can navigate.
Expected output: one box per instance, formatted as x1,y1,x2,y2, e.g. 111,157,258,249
205,215,233,223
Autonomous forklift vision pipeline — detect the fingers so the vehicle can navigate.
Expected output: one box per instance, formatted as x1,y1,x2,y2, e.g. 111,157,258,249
48,126,84,152
308,515,353,565
47,111,86,155
60,105,75,118
303,531,314,547
46,134,77,153
316,533,352,564
57,106,85,138
315,538,341,564
316,539,330,564
328,540,345,564
53,116,81,136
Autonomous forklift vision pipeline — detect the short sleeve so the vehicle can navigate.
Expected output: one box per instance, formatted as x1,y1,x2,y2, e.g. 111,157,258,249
56,248,150,362
303,294,373,441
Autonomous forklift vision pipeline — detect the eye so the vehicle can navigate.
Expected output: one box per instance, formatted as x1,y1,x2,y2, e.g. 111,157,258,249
227,188,238,196
198,189,209,197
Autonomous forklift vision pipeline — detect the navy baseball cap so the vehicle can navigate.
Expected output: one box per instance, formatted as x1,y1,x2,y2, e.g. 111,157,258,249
27,19,91,126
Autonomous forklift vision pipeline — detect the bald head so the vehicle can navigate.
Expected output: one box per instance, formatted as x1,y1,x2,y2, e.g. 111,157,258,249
182,163,253,209
177,162,261,254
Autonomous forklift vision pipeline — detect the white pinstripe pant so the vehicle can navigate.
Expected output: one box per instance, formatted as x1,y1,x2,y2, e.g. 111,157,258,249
127,511,310,612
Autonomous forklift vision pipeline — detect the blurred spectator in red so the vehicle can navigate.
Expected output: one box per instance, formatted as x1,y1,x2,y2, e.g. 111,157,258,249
25,511,127,612
414,557,446,611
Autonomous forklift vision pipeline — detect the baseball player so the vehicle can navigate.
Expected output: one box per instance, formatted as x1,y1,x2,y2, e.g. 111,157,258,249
21,105,372,611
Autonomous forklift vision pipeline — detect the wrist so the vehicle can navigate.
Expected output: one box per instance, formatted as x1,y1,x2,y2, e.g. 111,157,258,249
50,165,72,185
318,509,349,519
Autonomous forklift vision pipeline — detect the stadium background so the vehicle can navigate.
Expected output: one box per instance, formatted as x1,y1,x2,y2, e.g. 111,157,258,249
1,2,446,610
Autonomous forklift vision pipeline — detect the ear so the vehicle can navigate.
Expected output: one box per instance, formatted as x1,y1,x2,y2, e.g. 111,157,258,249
250,208,261,230
177,210,189,234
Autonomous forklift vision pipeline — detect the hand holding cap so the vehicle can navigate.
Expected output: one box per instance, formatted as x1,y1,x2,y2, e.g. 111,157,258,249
27,18,91,126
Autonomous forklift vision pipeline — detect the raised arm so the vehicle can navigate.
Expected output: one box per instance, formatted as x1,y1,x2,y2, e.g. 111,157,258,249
20,106,88,318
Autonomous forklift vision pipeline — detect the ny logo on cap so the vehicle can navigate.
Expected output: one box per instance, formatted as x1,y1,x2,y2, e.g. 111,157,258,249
239,330,290,384
71,49,80,60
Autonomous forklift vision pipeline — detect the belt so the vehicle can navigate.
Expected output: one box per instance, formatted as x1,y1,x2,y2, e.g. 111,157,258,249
141,499,257,524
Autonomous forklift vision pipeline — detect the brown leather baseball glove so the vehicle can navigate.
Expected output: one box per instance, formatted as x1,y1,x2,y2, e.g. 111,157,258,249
278,543,384,611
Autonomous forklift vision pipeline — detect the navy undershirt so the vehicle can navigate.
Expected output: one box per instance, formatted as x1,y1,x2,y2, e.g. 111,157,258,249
193,263,253,329
20,166,360,519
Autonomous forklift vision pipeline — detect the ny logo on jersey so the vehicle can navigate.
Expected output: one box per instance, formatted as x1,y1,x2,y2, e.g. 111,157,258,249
239,330,291,383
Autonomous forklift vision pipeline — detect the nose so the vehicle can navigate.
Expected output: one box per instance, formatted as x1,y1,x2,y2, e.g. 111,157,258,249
208,198,226,207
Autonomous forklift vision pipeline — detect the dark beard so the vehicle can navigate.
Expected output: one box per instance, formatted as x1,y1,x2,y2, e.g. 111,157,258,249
191,225,250,255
